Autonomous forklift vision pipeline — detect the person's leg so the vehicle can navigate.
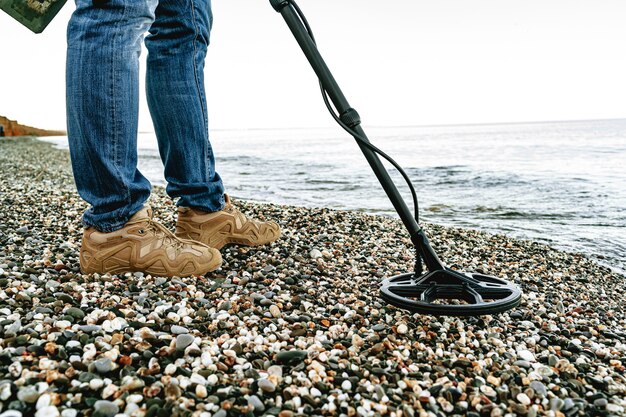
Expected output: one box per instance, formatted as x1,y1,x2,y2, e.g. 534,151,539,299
66,0,157,232
146,0,280,250
145,0,225,213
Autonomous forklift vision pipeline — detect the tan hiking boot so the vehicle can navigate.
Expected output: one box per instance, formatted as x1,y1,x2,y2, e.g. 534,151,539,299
175,194,281,250
79,206,222,277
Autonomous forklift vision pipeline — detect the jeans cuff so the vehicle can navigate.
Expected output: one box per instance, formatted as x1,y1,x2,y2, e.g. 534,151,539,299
82,203,147,232
177,193,225,213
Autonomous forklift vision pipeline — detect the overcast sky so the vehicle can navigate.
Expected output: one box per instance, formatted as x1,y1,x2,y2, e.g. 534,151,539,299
1,0,625,131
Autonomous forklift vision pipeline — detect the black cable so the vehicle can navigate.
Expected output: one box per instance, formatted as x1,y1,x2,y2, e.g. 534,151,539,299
288,0,421,224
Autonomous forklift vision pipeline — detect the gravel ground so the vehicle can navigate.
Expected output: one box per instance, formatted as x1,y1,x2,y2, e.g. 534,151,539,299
0,137,625,417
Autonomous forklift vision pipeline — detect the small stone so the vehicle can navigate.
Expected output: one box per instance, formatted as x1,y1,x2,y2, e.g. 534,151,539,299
170,325,188,335
17,386,40,403
267,365,283,378
248,395,265,413
529,381,546,398
0,382,12,401
16,226,28,234
275,350,307,365
341,380,352,391
223,349,237,358
258,379,276,393
78,325,102,333
196,385,207,399
94,358,115,374
418,390,431,402
66,308,85,320
309,249,322,259
35,406,59,417
45,280,61,290
290,328,306,337
593,398,608,408
548,354,558,367
89,379,104,390
0,412,23,417
54,320,72,330
480,385,496,398
513,360,531,369
351,334,364,348
550,397,564,411
536,365,553,378
269,305,281,318
36,394,51,409
164,364,177,375
396,323,408,334
517,393,531,406
262,265,276,274
120,376,144,391
93,400,119,417
518,350,535,362
207,374,219,386
176,334,194,351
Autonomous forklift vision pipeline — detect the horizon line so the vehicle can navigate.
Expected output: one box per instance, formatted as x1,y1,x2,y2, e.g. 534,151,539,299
155,116,626,133
30,116,626,135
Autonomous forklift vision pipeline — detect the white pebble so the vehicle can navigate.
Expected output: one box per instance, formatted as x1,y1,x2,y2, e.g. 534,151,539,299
518,350,536,362
223,349,237,358
196,385,208,398
164,364,177,375
35,406,59,417
207,374,218,386
517,393,531,405
126,394,143,404
269,305,281,318
53,320,71,330
36,394,51,409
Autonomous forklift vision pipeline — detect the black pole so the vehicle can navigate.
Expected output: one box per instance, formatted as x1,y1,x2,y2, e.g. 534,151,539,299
270,1,416,232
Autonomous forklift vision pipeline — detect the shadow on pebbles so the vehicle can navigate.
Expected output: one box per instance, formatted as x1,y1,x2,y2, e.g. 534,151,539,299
0,138,625,417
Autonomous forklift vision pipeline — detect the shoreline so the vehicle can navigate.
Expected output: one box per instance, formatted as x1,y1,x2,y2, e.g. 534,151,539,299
0,137,625,416
37,128,626,280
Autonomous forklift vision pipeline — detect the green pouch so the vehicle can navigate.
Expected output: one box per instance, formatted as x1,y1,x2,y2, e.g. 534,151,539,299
0,0,68,34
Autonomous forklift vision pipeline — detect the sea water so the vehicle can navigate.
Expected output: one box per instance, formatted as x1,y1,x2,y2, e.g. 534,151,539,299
43,119,626,275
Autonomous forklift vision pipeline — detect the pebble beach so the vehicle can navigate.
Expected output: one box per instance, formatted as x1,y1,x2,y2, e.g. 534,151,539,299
0,137,625,417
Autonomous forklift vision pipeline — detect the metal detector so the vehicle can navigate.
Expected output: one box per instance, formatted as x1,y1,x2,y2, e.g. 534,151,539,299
269,0,522,316
0,0,67,33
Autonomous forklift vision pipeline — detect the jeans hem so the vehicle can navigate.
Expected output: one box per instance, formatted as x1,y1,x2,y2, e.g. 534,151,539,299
82,203,147,233
177,193,225,213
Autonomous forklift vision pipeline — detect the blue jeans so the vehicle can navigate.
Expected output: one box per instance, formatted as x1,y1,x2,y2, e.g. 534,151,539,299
66,0,225,232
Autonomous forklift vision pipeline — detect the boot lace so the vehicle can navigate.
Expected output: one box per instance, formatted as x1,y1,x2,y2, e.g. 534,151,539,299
140,219,185,252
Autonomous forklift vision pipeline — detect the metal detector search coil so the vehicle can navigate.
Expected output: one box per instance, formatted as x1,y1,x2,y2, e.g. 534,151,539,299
0,0,67,33
270,0,523,316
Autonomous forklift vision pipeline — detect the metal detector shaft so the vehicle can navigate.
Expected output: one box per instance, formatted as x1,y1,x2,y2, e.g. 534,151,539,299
269,0,523,316
270,0,444,270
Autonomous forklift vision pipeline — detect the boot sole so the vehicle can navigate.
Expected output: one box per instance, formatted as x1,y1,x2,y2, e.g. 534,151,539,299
80,255,222,277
